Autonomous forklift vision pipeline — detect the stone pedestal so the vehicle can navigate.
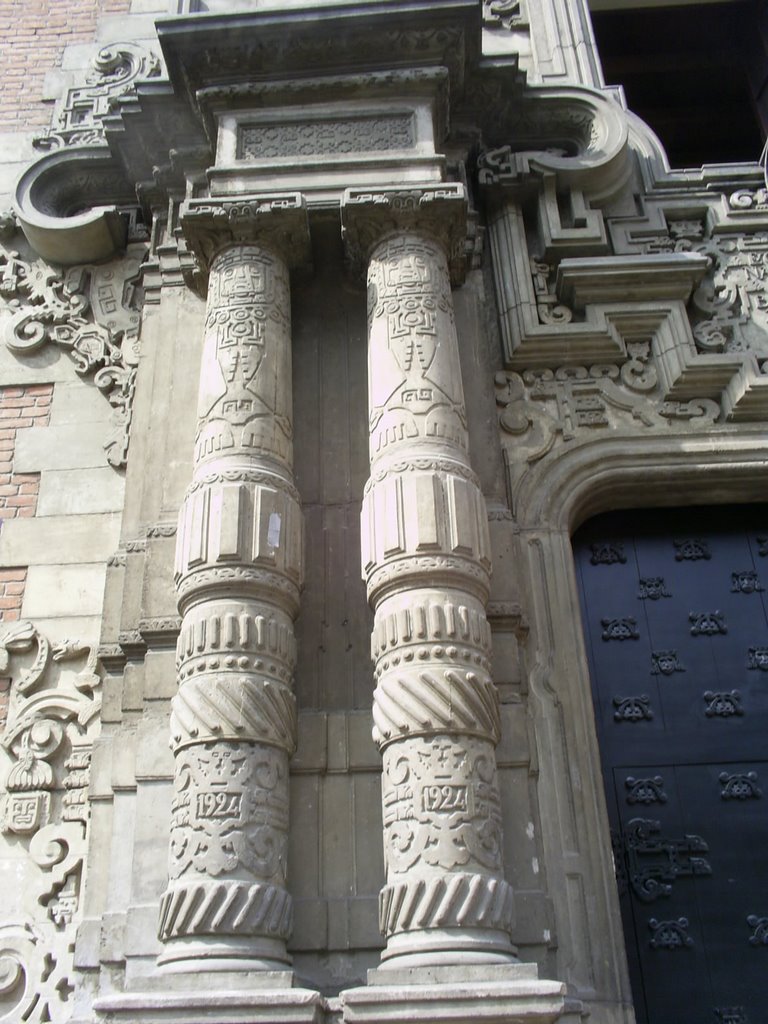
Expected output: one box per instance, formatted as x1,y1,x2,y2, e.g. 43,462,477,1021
92,971,324,1024
341,964,568,1024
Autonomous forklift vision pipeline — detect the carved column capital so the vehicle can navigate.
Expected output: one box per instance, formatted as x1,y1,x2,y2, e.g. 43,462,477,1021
341,183,468,285
179,193,311,282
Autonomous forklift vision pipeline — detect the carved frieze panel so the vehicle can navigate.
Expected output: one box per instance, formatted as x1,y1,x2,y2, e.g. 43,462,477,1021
494,338,721,482
238,114,415,160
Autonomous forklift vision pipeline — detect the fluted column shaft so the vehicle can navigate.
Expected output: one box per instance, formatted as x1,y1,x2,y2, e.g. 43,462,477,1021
344,186,517,969
158,236,303,972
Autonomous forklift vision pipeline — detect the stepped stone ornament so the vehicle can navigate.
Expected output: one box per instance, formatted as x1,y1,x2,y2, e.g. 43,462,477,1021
342,184,517,968
33,43,161,152
157,195,309,972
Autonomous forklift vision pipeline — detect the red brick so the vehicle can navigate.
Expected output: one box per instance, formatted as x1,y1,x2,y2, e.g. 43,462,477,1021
0,569,27,582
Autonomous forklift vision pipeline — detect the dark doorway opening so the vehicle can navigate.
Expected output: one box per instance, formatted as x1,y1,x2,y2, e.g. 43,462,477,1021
573,505,768,1024
589,1,767,167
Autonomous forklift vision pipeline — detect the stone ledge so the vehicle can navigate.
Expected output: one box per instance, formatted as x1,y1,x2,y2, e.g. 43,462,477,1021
93,981,325,1024
341,962,567,1024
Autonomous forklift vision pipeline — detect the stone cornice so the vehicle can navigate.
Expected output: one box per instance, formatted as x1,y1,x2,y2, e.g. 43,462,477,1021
157,1,481,116
341,183,468,285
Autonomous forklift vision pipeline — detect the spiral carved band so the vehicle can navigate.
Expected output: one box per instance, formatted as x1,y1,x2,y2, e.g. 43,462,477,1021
379,873,514,937
372,668,500,748
170,675,297,752
158,880,293,941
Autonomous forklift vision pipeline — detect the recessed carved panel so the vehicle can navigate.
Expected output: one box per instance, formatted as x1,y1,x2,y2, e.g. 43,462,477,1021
704,690,744,717
238,114,415,161
590,541,626,565
601,617,640,641
690,611,728,636
613,695,654,722
719,772,761,800
648,916,694,949
674,539,711,561
638,576,671,600
651,650,685,676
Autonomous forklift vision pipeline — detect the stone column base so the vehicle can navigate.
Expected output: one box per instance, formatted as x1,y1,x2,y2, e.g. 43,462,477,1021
91,971,324,1024
341,964,570,1024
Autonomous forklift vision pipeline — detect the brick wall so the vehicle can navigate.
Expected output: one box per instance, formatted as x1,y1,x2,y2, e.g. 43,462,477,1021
0,384,53,622
0,0,132,132
0,383,52,727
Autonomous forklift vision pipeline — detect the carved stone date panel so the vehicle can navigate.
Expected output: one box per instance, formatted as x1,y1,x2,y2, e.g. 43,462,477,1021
574,505,768,1023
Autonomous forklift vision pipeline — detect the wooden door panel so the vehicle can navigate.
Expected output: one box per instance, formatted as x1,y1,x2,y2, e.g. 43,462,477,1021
574,506,768,1024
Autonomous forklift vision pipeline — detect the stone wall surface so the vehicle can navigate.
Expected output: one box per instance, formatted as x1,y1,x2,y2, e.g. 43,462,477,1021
0,2,765,1024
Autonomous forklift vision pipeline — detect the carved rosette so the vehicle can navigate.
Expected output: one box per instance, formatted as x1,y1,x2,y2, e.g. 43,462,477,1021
342,187,516,967
159,213,308,972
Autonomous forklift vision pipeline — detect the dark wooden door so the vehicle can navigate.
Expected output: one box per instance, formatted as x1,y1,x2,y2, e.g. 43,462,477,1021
573,506,768,1024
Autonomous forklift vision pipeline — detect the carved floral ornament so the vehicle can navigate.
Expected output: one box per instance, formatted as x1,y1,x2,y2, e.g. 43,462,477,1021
0,621,100,1024
0,228,146,468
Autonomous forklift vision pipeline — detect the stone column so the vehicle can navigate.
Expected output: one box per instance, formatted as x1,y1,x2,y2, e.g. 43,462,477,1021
157,197,309,972
342,185,517,969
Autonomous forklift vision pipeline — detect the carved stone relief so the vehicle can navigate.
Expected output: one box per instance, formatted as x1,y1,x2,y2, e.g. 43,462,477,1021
0,622,100,1024
32,44,161,153
494,346,721,483
238,114,415,161
0,236,147,467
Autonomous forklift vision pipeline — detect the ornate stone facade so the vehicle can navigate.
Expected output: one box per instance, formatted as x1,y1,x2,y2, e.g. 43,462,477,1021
0,2,766,1024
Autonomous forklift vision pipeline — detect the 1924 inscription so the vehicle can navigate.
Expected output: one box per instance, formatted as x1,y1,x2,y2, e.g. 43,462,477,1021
196,792,242,819
421,784,468,814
